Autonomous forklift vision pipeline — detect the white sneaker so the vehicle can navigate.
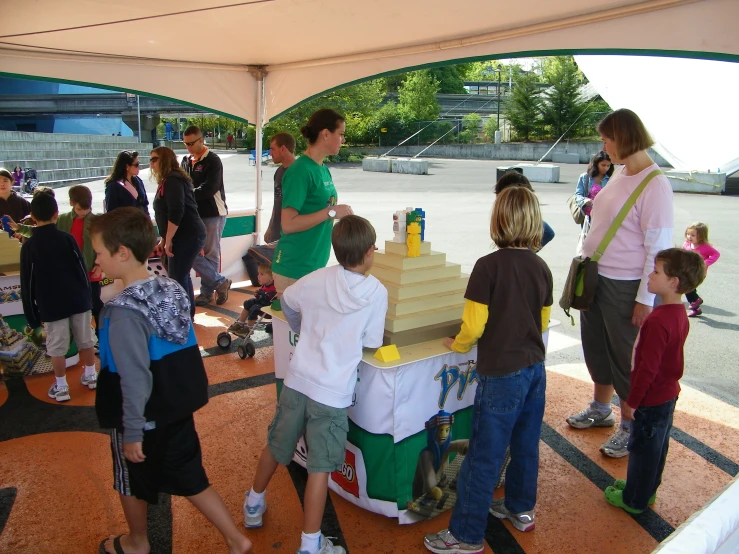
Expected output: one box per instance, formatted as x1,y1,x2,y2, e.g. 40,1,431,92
601,428,631,458
243,491,266,528
566,404,616,429
81,372,98,390
489,498,536,532
48,383,71,402
297,535,346,554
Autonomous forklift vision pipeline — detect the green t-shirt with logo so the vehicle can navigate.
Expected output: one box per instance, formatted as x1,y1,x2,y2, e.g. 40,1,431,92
272,155,338,279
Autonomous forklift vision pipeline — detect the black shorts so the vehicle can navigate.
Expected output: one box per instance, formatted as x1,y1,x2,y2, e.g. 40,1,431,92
110,415,210,504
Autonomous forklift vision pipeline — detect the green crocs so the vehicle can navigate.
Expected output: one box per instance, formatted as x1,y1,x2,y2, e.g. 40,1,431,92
612,479,656,505
604,486,644,514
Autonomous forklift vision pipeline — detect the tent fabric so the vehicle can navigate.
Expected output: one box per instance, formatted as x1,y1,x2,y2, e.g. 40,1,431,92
1,0,738,124
576,55,739,174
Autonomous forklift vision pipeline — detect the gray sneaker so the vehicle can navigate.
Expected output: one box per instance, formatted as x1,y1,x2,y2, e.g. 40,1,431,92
195,293,213,307
566,404,616,429
80,371,98,390
297,534,345,554
489,498,536,532
423,529,483,554
243,491,266,528
47,383,70,402
601,428,631,458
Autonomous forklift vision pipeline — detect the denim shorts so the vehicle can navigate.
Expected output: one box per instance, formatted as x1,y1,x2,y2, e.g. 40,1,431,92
267,386,349,473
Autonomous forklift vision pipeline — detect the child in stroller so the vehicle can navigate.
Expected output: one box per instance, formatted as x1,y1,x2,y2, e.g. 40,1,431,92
228,262,276,334
23,168,39,194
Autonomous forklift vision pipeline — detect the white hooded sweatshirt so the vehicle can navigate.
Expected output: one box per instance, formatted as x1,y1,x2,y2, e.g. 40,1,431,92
281,264,388,408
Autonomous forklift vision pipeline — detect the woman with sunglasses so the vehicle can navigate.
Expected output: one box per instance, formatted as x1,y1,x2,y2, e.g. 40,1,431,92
104,151,150,215
150,147,207,319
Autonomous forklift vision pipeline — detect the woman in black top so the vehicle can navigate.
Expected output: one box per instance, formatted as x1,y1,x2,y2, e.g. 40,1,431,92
104,150,150,215
150,147,206,318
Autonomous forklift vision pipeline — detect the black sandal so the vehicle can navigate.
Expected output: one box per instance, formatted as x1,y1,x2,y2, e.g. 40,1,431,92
98,534,126,554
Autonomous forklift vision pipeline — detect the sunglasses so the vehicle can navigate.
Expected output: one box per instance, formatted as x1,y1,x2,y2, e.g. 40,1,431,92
150,156,159,163
183,137,203,147
130,162,140,167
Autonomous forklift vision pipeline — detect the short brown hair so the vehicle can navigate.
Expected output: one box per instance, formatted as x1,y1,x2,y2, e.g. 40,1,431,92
495,170,532,195
597,109,654,159
89,207,157,264
68,185,92,210
655,248,706,294
491,186,542,251
183,125,201,137
258,261,273,275
332,215,376,268
270,132,296,153
33,186,55,198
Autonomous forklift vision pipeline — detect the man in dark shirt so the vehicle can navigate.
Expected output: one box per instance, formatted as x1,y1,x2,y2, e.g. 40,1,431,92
242,133,296,286
181,125,231,306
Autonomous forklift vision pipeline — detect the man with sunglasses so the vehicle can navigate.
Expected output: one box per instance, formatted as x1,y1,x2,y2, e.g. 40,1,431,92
181,125,231,306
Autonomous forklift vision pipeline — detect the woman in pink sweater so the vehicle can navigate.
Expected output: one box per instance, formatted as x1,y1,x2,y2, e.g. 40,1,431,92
683,222,720,317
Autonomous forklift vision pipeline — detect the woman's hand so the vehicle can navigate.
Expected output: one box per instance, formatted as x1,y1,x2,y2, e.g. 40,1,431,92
333,204,354,219
632,302,652,327
442,337,455,350
154,238,164,257
164,241,174,258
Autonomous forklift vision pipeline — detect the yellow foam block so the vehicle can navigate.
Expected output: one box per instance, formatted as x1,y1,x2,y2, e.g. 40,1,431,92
374,344,401,363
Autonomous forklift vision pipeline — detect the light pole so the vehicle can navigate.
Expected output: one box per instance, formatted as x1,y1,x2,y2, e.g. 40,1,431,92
495,64,502,130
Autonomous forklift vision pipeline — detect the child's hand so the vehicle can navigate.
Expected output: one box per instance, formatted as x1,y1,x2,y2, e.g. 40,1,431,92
620,402,635,421
123,442,146,463
90,265,102,280
442,337,455,350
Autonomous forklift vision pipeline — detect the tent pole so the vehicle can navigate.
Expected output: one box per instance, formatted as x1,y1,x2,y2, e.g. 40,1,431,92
253,69,266,245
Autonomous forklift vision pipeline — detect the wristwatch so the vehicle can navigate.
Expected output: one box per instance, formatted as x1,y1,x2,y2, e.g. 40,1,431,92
327,208,337,219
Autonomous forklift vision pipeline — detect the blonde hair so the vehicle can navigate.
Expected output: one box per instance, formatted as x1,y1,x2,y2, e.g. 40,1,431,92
490,186,542,251
686,222,709,244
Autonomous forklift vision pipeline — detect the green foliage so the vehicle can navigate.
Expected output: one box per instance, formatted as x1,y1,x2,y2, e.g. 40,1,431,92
484,117,498,142
539,56,586,139
462,113,481,143
462,61,529,84
428,66,468,94
458,130,474,144
505,72,542,141
579,97,612,138
397,70,440,124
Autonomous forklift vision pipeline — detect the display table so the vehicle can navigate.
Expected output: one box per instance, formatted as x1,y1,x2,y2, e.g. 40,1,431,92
265,306,479,523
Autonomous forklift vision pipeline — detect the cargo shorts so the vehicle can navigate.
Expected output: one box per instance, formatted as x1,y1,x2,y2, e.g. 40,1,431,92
267,386,349,474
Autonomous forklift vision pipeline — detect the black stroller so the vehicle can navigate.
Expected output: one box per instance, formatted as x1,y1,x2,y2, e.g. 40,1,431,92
22,168,39,194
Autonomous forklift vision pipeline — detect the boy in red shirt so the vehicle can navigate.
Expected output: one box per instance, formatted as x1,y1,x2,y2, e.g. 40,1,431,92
605,248,706,514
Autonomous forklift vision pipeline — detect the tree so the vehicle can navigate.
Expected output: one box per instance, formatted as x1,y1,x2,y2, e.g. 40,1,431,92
483,117,498,142
428,66,467,94
461,61,529,84
538,56,586,140
397,70,440,124
505,72,542,141
462,113,481,143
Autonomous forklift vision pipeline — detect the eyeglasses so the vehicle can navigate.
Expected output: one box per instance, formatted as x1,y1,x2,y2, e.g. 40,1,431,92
149,156,159,163
130,162,140,167
183,137,203,147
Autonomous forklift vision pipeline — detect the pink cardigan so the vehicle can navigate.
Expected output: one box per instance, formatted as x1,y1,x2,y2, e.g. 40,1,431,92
683,241,720,267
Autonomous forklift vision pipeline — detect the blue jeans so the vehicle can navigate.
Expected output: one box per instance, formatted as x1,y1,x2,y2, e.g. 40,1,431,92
622,398,676,511
168,234,206,318
192,216,227,295
449,362,546,545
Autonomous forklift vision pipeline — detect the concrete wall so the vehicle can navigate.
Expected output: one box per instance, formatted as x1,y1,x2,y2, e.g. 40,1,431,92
346,141,671,167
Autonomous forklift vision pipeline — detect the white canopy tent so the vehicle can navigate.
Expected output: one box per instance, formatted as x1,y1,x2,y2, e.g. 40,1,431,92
1,0,738,231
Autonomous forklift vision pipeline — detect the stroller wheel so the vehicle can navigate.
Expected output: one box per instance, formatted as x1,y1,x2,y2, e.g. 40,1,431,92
217,332,232,349
237,344,247,359
244,339,256,358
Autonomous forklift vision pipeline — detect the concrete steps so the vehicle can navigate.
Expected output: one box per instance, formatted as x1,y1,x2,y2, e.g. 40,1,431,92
0,130,152,188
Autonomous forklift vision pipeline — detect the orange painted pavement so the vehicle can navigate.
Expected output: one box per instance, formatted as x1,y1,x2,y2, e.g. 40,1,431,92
1,287,738,553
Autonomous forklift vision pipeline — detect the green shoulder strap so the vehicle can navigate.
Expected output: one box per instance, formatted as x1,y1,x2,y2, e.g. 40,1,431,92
591,169,662,262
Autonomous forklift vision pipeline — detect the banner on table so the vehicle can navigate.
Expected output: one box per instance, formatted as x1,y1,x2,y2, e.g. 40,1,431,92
0,274,23,316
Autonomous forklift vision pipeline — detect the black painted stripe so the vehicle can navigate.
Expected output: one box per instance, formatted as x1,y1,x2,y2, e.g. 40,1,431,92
670,427,739,477
484,513,527,554
540,423,675,542
208,373,276,399
0,488,17,536
286,461,349,552
611,397,739,477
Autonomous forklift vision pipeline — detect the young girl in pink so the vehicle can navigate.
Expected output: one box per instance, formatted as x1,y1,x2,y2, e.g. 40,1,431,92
683,222,720,317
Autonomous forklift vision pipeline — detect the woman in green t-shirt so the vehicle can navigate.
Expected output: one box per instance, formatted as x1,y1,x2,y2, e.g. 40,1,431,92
271,109,354,293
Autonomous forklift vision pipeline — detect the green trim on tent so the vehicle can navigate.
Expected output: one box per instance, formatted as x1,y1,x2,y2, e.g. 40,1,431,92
268,48,739,120
223,215,255,238
0,71,250,124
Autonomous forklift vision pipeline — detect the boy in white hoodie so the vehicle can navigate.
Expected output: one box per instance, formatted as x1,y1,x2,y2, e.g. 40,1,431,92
243,215,388,554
